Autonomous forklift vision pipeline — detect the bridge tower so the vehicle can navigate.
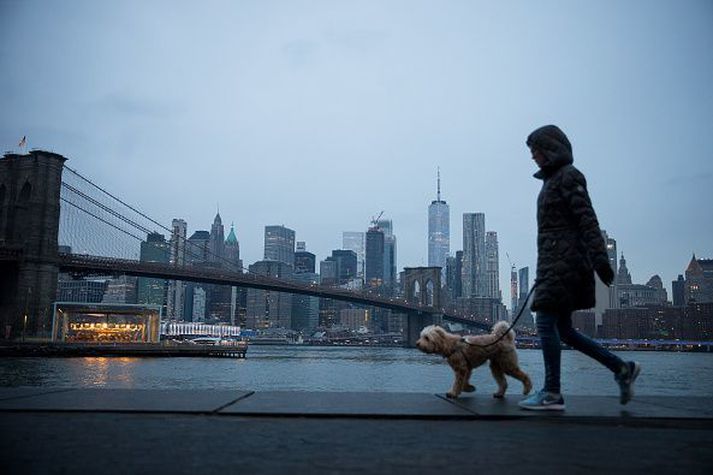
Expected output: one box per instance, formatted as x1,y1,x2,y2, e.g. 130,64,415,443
0,151,66,339
402,266,442,347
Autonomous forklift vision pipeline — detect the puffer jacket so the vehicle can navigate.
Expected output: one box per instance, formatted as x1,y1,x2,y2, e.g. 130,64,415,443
527,125,610,314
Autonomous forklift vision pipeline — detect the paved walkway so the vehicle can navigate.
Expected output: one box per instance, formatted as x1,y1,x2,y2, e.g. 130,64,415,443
1,388,711,474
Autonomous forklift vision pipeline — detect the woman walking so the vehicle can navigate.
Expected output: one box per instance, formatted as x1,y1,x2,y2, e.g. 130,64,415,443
518,125,640,411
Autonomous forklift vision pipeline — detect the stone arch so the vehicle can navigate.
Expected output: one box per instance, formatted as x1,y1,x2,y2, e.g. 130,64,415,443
425,279,435,306
412,280,421,304
403,267,442,309
19,181,32,202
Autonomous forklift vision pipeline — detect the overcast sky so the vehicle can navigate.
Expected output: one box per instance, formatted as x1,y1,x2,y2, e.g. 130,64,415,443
2,0,712,297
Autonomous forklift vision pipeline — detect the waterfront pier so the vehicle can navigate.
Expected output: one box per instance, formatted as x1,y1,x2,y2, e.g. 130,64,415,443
0,341,248,358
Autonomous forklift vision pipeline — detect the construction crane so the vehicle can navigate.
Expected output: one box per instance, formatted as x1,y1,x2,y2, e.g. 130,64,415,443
370,211,384,229
506,253,516,272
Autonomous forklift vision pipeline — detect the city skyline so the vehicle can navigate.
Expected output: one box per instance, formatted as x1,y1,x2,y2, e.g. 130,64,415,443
132,201,703,301
1,1,711,299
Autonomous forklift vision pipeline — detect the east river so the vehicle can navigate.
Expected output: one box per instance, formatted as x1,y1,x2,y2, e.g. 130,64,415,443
1,347,712,397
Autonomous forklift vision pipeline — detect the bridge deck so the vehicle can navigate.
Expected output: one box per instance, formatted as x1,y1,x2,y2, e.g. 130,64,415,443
1,388,710,473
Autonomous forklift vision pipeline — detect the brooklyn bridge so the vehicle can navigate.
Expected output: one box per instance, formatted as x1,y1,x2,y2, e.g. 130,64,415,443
0,150,492,346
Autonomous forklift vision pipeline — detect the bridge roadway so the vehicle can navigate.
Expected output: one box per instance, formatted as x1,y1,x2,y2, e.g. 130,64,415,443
55,252,491,330
0,387,710,474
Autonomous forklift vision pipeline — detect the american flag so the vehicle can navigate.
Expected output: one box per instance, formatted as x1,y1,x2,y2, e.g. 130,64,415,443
18,135,26,148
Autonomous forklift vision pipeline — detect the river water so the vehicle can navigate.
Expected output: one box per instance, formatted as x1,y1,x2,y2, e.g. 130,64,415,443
1,347,712,397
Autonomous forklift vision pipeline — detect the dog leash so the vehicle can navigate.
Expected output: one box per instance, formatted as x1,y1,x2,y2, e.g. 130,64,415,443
462,281,539,348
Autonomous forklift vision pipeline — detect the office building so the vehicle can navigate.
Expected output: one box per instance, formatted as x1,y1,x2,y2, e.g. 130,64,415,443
330,249,358,284
291,272,320,332
137,232,169,310
365,226,385,289
462,213,486,297
57,279,108,303
485,231,500,299
102,275,137,304
510,266,518,315
616,254,632,285
167,218,187,319
376,219,397,293
672,275,685,307
186,230,210,264
343,232,365,280
445,251,463,303
264,225,296,266
685,254,713,304
246,260,294,329
319,259,338,286
294,245,316,274
208,211,225,263
428,169,450,282
224,224,242,273
517,266,534,327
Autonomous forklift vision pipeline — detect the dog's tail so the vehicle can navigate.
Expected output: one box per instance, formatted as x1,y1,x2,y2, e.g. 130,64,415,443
492,320,515,343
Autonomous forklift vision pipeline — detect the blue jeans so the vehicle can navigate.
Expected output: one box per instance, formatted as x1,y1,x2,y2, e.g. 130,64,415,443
536,311,624,393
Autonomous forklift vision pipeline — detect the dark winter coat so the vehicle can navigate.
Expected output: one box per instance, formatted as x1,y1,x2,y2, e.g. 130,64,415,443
527,125,609,314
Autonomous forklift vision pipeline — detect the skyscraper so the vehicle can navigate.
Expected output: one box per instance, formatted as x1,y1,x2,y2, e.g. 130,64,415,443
208,211,225,263
462,213,486,298
616,254,632,285
291,271,320,332
246,260,293,329
319,259,338,286
485,231,500,299
224,224,242,325
376,219,397,293
428,169,450,282
672,274,685,307
510,266,518,314
264,225,296,266
342,232,365,280
224,223,241,272
167,218,187,319
600,230,617,310
186,230,210,264
517,266,534,327
294,250,316,274
445,251,463,302
365,226,385,290
604,232,618,275
329,249,358,285
137,232,169,310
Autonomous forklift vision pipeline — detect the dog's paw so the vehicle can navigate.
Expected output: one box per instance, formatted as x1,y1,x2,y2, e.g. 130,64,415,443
446,391,458,399
463,384,476,393
493,392,505,399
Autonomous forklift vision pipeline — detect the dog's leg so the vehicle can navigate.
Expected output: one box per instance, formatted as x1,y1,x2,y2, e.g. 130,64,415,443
463,368,475,393
447,355,468,398
490,360,508,398
506,367,533,395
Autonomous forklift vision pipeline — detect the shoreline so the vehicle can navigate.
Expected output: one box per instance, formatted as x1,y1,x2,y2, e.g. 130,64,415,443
1,340,711,355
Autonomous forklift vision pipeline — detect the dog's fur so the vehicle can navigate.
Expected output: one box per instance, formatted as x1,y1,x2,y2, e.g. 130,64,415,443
416,321,533,399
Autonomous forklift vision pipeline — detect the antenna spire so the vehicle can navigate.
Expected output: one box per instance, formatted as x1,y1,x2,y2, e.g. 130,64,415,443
437,167,441,202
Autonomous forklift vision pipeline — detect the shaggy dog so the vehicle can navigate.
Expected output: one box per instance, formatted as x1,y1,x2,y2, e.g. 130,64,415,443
416,321,532,399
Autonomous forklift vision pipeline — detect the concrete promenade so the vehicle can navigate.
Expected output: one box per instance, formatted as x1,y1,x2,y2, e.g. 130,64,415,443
1,388,711,474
